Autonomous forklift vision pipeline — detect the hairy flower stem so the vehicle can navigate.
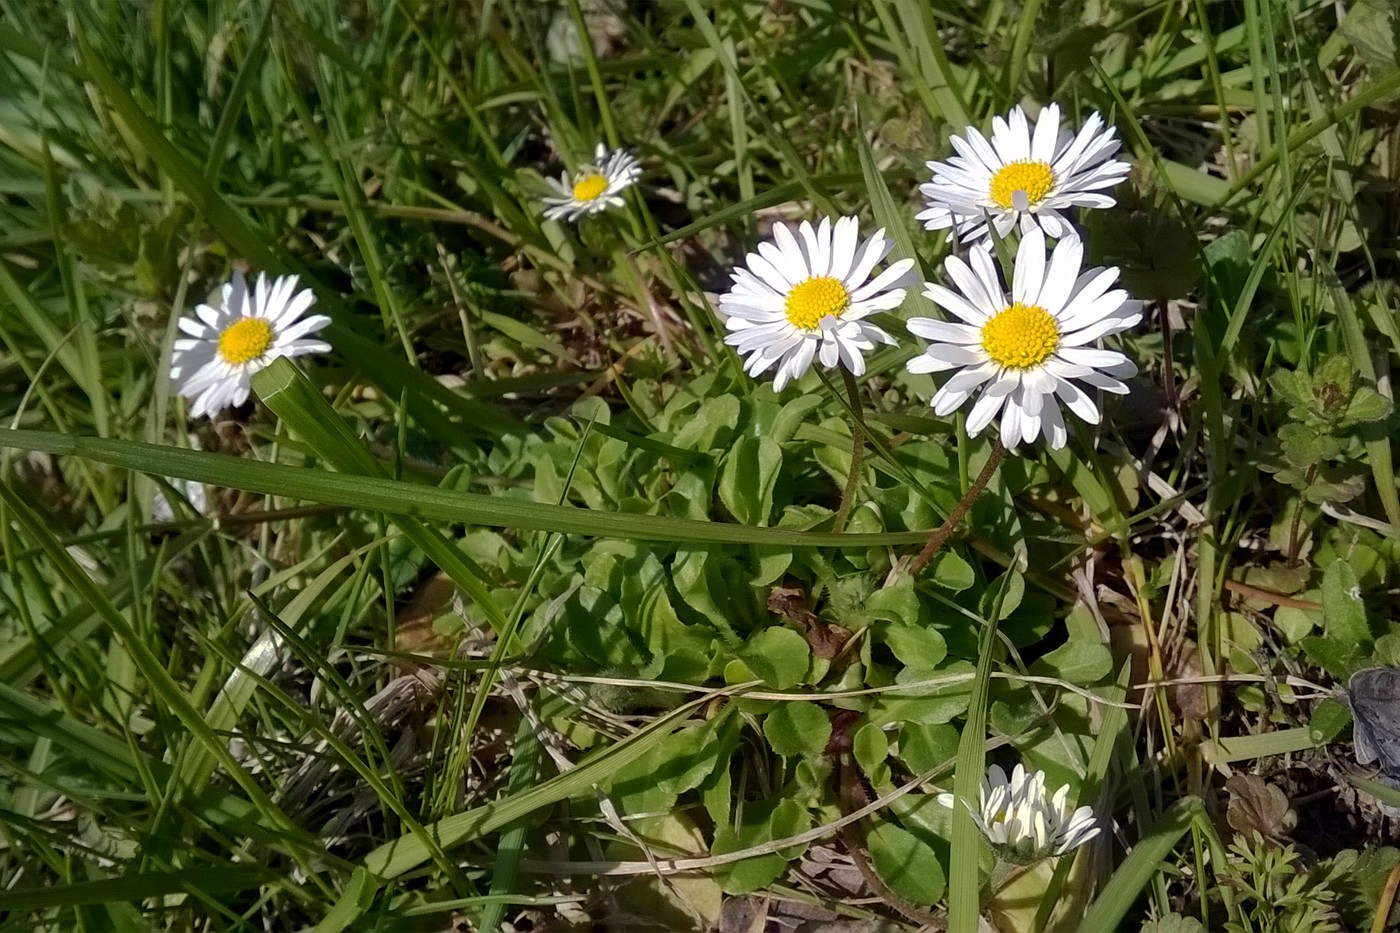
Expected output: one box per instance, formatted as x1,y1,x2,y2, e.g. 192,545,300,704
906,438,1008,576
832,367,868,534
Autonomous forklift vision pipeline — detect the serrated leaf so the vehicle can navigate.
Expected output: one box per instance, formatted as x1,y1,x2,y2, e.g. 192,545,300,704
1339,0,1399,70
1343,386,1392,426
762,702,831,758
868,820,947,905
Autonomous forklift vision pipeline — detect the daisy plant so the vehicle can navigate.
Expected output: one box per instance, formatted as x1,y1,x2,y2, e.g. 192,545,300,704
901,227,1140,575
542,143,642,222
721,215,918,531
917,103,1130,244
939,763,1100,866
171,270,331,419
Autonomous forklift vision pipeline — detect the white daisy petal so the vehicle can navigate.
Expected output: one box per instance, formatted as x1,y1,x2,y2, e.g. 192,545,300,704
919,105,1130,243
540,144,641,223
906,227,1139,447
170,271,329,418
944,761,1098,863
723,216,921,390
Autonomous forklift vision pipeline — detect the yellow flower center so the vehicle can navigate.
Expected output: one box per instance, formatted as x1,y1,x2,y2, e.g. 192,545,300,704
784,276,850,331
217,317,274,365
989,160,1055,210
571,173,609,202
981,302,1059,369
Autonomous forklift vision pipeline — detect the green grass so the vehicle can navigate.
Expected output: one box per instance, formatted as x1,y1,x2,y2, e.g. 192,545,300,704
2,0,1400,930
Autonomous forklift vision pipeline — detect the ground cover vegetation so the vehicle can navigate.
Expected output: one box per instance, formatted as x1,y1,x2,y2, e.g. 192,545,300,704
1,0,1400,929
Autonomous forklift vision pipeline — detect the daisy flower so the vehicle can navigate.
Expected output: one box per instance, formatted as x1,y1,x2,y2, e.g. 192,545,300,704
917,103,1131,242
906,227,1140,449
542,143,642,222
171,271,330,418
939,763,1100,864
721,216,917,391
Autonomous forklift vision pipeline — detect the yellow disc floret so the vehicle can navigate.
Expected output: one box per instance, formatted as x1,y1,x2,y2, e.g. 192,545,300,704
571,173,609,202
989,160,1055,210
981,302,1059,369
217,317,274,365
785,276,851,331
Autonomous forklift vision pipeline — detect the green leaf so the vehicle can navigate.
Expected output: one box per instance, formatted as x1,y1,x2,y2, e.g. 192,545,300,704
868,820,947,905
763,703,831,758
1322,559,1372,646
0,868,276,912
853,721,889,776
712,798,810,894
718,436,784,526
928,550,975,592
1080,798,1204,931
897,722,960,775
0,425,932,549
1309,698,1352,745
883,622,948,669
1339,0,1399,70
1299,635,1365,680
1342,386,1392,426
1029,641,1112,685
743,626,811,689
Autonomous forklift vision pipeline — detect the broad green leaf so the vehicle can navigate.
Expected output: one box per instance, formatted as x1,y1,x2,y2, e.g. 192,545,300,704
897,722,960,775
763,703,831,758
853,721,889,776
868,820,947,905
883,622,949,669
743,627,810,689
1029,641,1112,685
718,436,783,526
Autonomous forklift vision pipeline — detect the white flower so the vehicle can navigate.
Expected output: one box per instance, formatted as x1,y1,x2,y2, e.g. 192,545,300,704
721,216,917,391
917,103,1130,242
906,227,1140,450
542,143,642,222
171,271,330,418
939,763,1100,863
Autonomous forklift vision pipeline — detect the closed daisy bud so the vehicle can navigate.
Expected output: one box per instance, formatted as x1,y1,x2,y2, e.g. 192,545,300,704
542,143,642,222
170,271,330,419
721,216,918,392
918,103,1130,243
906,227,1140,450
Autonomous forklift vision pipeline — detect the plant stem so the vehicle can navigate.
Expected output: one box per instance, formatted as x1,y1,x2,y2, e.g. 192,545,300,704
906,438,1008,577
1285,463,1317,567
832,367,867,534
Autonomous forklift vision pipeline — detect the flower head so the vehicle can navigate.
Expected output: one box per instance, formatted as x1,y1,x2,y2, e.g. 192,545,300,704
906,227,1140,449
171,271,330,418
917,104,1130,243
938,763,1099,864
721,216,917,391
542,143,642,222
